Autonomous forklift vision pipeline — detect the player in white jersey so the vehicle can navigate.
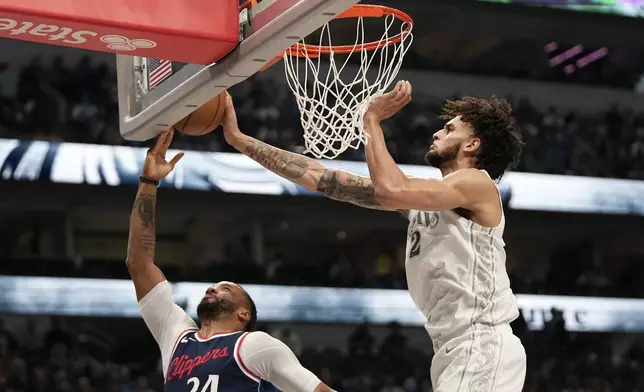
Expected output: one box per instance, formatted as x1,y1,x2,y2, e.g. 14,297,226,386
222,80,526,392
126,129,335,392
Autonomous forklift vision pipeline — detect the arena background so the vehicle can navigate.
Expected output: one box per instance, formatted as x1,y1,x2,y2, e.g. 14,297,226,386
2,0,644,391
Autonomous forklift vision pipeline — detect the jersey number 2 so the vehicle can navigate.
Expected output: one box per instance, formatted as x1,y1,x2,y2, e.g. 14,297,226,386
187,375,219,392
409,230,421,258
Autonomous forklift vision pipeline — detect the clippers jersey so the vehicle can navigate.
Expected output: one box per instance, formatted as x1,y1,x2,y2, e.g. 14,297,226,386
139,281,323,392
404,188,519,351
166,330,278,392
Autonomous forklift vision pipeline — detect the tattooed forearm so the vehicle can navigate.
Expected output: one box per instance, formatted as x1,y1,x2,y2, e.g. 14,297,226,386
316,170,383,209
125,182,167,301
136,194,155,228
244,139,309,179
234,136,391,211
127,185,157,259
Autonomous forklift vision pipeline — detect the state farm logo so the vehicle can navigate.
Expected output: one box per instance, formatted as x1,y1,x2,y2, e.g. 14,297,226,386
0,18,156,53
100,35,156,52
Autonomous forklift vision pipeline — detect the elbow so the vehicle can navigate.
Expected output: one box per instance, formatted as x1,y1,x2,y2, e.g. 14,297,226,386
374,183,404,209
125,256,138,272
125,252,150,272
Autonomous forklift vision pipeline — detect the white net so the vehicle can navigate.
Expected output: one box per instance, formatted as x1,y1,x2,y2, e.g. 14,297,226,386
283,9,414,159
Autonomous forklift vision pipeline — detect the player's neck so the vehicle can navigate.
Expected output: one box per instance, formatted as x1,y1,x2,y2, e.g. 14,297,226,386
199,319,243,338
439,158,472,177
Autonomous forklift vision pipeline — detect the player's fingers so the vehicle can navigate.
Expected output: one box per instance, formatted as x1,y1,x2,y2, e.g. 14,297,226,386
222,93,236,123
150,130,168,153
399,81,412,102
155,129,173,154
169,152,185,166
381,87,395,98
402,81,412,103
384,82,400,100
392,83,409,106
394,83,407,98
400,80,407,93
396,81,409,99
398,80,409,95
160,128,175,151
392,81,403,96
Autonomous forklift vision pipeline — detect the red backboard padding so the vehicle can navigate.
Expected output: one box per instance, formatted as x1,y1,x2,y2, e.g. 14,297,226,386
0,0,239,64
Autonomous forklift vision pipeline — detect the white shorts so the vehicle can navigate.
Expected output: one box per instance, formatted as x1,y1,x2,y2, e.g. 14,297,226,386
430,325,526,392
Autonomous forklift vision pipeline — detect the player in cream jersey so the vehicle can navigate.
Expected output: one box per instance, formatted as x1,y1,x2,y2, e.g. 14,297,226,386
371,83,527,392
406,193,519,346
405,187,525,391
221,82,526,391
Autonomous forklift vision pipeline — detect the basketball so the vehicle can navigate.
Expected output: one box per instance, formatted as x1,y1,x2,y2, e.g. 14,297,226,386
174,92,227,136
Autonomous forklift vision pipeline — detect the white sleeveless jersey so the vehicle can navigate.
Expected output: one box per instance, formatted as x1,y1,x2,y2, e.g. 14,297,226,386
404,193,519,349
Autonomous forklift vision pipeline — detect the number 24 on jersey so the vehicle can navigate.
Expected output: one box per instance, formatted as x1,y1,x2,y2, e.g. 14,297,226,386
187,375,219,392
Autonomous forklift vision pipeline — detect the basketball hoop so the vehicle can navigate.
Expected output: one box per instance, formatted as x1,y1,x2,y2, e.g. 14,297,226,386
280,4,414,159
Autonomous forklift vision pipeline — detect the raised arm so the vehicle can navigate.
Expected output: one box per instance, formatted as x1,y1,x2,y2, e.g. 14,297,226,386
126,129,184,301
362,81,496,213
126,130,201,379
221,93,392,211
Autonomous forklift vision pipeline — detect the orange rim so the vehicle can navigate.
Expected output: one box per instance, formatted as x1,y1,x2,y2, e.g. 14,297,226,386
257,4,413,71
239,0,258,12
286,4,413,59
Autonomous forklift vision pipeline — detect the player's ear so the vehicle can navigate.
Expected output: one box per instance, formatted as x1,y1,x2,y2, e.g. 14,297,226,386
237,308,250,324
463,137,481,154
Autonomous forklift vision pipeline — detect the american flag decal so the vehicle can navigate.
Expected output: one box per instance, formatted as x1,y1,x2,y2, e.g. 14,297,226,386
147,58,173,89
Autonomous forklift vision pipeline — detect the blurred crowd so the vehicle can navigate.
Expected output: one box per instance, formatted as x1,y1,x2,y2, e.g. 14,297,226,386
1,56,644,180
3,240,644,299
510,245,644,299
2,313,644,392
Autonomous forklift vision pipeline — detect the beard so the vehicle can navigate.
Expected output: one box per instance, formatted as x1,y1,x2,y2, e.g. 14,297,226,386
196,297,237,323
425,143,460,168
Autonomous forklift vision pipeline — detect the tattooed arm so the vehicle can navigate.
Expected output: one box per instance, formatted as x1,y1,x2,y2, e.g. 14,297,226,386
125,183,166,301
226,131,409,215
225,129,373,207
125,128,184,301
221,93,407,215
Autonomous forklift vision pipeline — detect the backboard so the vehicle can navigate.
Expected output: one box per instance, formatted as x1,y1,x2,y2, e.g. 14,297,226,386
117,0,361,141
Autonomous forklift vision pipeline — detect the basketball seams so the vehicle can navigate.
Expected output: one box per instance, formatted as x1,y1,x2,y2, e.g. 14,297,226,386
173,93,226,136
198,93,224,136
175,111,193,133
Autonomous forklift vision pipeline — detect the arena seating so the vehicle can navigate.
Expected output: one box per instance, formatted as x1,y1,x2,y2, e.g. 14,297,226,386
2,313,643,392
1,56,643,180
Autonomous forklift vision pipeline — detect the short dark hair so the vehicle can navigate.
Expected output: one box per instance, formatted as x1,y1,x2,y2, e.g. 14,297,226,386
440,96,524,180
240,287,258,332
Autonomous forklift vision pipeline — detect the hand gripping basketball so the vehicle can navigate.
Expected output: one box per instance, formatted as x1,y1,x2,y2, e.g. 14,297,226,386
142,128,185,181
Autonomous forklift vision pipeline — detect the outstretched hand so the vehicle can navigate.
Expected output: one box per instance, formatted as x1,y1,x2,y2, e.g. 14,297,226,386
365,80,412,122
141,128,184,181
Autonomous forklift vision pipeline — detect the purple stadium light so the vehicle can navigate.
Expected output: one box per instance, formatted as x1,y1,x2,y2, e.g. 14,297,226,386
544,41,558,53
545,41,610,75
548,44,584,67
576,47,609,69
